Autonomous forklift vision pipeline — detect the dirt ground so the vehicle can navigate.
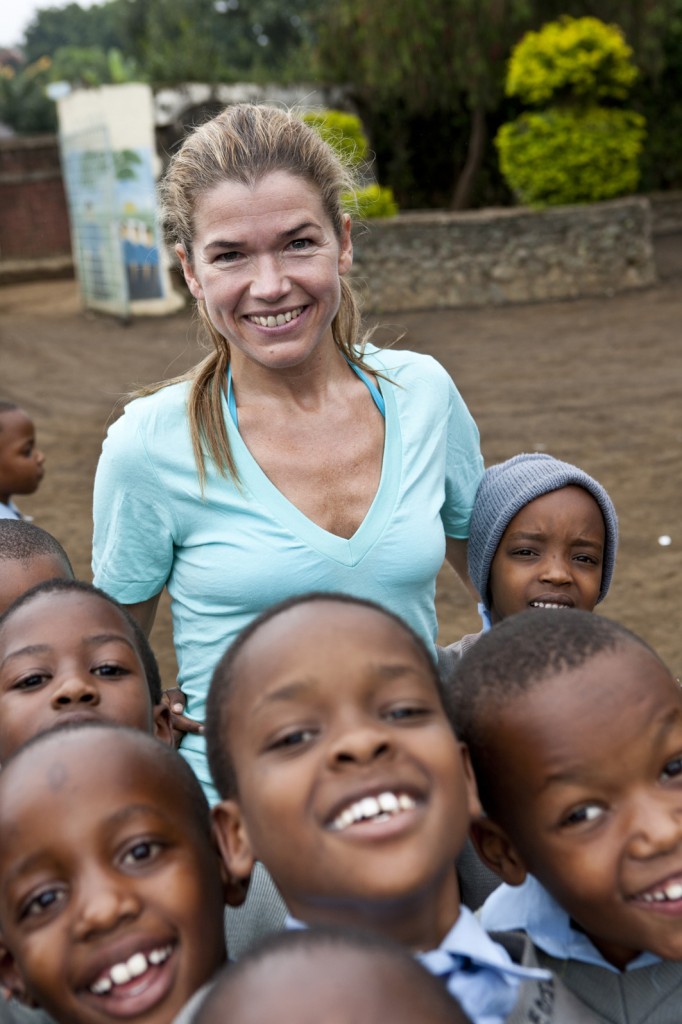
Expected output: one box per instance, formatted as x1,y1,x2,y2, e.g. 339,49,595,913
2,241,681,682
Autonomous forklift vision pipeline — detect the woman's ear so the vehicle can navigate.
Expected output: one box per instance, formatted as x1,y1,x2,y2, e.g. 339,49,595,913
175,245,204,301
212,800,256,908
470,816,528,887
337,214,353,277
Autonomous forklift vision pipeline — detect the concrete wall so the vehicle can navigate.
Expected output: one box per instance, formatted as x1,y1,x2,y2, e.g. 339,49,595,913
350,196,657,314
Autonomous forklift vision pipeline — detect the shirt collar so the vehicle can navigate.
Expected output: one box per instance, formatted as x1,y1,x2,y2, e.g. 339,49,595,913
480,875,661,972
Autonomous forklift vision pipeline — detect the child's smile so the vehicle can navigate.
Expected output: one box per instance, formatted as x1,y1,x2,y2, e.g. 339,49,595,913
212,599,479,949
483,642,682,968
0,728,226,1024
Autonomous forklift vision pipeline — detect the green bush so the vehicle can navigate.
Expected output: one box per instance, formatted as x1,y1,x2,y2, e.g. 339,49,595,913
507,16,638,106
302,109,369,167
496,106,646,206
304,108,398,217
346,183,399,219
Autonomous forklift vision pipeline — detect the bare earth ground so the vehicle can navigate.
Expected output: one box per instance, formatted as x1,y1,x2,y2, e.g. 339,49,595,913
2,241,681,682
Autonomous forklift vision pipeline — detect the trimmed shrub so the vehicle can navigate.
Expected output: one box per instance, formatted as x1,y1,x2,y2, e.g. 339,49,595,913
506,16,638,106
496,16,645,207
496,106,646,206
302,109,369,167
347,183,399,220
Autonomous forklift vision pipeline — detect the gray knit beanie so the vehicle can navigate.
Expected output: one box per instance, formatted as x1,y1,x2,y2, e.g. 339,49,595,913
468,453,618,611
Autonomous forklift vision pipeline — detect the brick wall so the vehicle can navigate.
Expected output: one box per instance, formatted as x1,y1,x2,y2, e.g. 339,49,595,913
0,134,71,261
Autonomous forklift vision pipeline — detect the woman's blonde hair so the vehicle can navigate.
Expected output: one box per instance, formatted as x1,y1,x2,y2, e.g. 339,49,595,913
141,103,373,486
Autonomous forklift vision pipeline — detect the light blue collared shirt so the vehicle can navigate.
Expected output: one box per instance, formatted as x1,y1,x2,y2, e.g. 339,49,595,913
480,875,661,972
287,907,549,1024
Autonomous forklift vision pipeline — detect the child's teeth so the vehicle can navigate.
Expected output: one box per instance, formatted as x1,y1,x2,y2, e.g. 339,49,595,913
110,963,131,985
378,792,400,813
148,946,172,966
127,953,148,978
360,797,380,818
398,794,415,810
90,977,112,995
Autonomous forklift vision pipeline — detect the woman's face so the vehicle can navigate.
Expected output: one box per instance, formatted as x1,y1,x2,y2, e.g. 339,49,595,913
177,171,353,374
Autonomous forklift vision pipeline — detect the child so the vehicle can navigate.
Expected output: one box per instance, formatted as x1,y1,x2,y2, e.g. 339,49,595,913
0,723,228,1024
438,452,618,678
0,578,172,758
205,592,593,1024
0,521,73,615
0,403,45,521
193,927,471,1024
450,608,682,1024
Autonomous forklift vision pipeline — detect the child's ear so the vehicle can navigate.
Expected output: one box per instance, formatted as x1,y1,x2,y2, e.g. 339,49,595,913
152,704,174,747
212,800,256,908
459,743,483,821
0,942,33,1006
470,816,528,887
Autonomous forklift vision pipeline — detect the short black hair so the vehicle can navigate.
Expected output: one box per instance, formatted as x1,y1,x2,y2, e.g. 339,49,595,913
448,608,661,815
206,591,448,799
0,579,162,704
1,721,211,836
196,926,470,1024
0,520,74,575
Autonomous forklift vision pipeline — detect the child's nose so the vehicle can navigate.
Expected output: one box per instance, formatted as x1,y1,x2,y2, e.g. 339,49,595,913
72,872,141,941
538,555,572,584
628,793,682,859
35,448,45,466
329,724,391,768
51,674,100,707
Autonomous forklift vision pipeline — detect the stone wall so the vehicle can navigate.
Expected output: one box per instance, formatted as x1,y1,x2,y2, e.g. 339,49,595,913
351,196,657,313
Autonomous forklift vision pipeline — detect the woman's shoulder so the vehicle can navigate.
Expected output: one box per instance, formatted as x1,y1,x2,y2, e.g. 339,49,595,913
363,343,451,385
115,380,192,431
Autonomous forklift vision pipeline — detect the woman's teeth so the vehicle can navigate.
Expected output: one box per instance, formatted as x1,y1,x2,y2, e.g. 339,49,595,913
330,791,416,831
88,944,173,995
248,307,303,328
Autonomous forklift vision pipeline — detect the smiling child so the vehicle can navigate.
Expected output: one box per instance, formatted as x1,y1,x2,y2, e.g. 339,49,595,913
438,453,618,678
0,579,172,759
450,609,682,1023
0,724,228,1024
203,592,594,1024
0,403,45,522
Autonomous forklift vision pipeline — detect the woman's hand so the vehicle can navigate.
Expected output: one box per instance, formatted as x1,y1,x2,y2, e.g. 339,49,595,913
161,686,204,744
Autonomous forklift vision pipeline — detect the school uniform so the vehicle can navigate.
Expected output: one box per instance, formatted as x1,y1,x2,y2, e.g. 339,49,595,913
481,875,682,1023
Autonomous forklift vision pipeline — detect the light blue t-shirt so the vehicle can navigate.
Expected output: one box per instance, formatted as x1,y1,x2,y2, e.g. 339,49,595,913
92,346,483,801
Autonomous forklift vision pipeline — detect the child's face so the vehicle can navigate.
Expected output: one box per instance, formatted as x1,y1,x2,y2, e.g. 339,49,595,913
0,555,72,616
0,731,226,1024
0,410,45,502
213,601,479,944
0,591,170,759
482,643,682,968
488,486,605,623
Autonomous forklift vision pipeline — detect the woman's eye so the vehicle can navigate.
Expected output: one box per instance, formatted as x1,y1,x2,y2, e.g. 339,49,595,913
661,757,682,781
122,841,161,865
215,251,241,263
22,888,64,920
288,238,313,251
562,804,604,827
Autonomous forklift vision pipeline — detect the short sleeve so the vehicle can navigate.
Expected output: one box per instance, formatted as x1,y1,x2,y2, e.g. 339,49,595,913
441,377,484,539
92,404,176,603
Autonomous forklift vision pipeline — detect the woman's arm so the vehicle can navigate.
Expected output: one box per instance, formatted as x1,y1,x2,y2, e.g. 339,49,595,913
445,537,478,602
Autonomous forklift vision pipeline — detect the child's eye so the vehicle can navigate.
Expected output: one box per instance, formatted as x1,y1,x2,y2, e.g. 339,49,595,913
93,662,129,678
385,705,430,723
561,803,604,827
21,887,65,920
574,554,599,565
510,547,537,558
661,757,682,781
270,728,316,750
121,841,162,866
13,672,49,691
